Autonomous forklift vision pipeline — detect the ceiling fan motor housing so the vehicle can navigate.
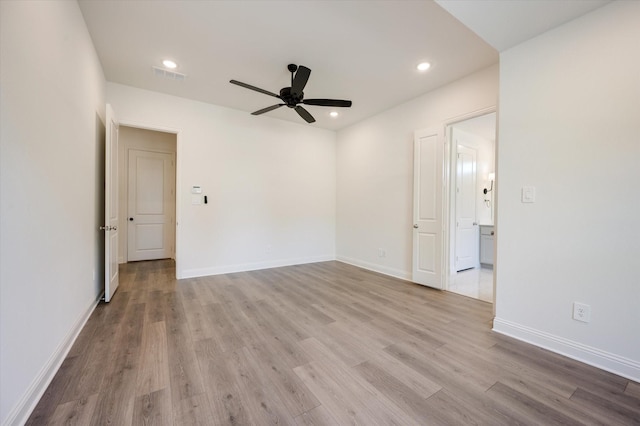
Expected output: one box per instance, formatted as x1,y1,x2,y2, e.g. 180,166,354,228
280,87,304,107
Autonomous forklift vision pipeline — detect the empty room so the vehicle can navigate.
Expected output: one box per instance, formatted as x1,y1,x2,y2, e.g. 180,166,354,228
1,1,639,425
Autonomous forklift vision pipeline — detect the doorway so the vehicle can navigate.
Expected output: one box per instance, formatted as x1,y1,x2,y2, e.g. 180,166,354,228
118,126,177,264
446,112,496,302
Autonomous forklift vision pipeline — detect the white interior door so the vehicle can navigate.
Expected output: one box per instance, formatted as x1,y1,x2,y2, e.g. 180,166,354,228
412,128,444,289
127,149,175,261
104,104,119,302
455,144,478,271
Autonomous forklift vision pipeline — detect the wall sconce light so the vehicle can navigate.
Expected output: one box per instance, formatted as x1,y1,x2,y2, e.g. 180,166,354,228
483,172,495,194
484,172,495,208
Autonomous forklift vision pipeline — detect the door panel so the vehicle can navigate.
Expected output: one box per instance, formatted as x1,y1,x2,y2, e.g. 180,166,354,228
455,144,478,271
104,104,119,302
136,224,164,250
128,149,175,261
412,128,444,289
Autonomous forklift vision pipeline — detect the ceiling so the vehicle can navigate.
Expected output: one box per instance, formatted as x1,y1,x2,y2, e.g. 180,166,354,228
435,0,611,52
78,0,610,131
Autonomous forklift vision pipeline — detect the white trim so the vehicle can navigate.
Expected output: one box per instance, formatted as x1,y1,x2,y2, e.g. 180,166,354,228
181,255,335,279
3,298,100,426
493,317,640,382
117,119,180,136
336,256,412,281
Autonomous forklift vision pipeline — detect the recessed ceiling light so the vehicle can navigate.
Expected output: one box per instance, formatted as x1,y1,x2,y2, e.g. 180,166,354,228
417,62,431,72
329,111,339,118
162,59,177,69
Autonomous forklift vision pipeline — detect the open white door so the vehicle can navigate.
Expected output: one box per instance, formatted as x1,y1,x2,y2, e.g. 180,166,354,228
455,144,478,271
103,104,119,302
412,128,444,289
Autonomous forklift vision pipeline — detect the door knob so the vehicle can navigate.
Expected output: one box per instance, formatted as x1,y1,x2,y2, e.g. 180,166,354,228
129,217,134,221
413,224,419,229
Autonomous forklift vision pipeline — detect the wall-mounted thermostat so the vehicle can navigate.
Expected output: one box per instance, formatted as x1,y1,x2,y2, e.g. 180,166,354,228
191,185,202,194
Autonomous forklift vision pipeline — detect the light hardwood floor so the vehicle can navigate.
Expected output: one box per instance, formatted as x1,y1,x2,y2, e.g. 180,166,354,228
28,260,640,425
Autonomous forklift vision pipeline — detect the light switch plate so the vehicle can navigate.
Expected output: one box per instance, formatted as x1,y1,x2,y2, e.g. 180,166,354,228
522,186,536,203
191,195,202,205
191,186,202,194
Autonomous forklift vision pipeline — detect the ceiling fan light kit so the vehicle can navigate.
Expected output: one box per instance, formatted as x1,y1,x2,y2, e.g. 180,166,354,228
230,64,352,123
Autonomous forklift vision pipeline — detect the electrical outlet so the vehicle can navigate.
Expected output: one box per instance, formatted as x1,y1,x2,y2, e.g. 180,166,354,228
378,248,386,258
573,302,591,323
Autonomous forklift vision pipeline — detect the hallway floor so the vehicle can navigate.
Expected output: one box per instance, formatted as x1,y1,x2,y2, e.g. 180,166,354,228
448,266,493,303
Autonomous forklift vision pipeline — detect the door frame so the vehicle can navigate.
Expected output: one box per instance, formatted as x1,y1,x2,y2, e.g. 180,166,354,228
118,120,182,279
442,107,497,306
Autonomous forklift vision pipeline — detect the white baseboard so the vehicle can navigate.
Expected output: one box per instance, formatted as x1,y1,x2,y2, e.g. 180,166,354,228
336,255,412,281
493,317,640,383
3,297,101,426
180,255,336,279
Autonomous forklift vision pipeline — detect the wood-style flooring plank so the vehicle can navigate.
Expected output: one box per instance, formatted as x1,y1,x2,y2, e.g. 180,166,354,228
570,387,640,425
135,320,170,396
626,381,640,399
294,405,339,426
89,301,145,426
486,381,584,426
132,388,173,426
47,394,98,426
25,356,80,425
297,337,422,425
243,340,320,417
352,360,440,422
173,393,216,426
193,337,251,426
225,348,296,425
58,323,115,404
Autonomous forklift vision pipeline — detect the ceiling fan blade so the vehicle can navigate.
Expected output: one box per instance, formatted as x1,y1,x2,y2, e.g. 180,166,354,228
291,66,311,96
303,99,352,108
252,104,284,115
230,80,281,99
295,106,316,123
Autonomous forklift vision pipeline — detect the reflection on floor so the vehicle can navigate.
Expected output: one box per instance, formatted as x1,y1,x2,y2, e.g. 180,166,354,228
448,266,493,303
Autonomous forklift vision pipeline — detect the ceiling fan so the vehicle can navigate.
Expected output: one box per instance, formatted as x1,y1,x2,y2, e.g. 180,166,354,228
230,64,352,123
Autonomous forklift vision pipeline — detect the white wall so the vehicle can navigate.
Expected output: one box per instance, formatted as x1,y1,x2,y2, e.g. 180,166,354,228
336,65,498,279
494,1,640,380
107,83,337,278
0,2,106,425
